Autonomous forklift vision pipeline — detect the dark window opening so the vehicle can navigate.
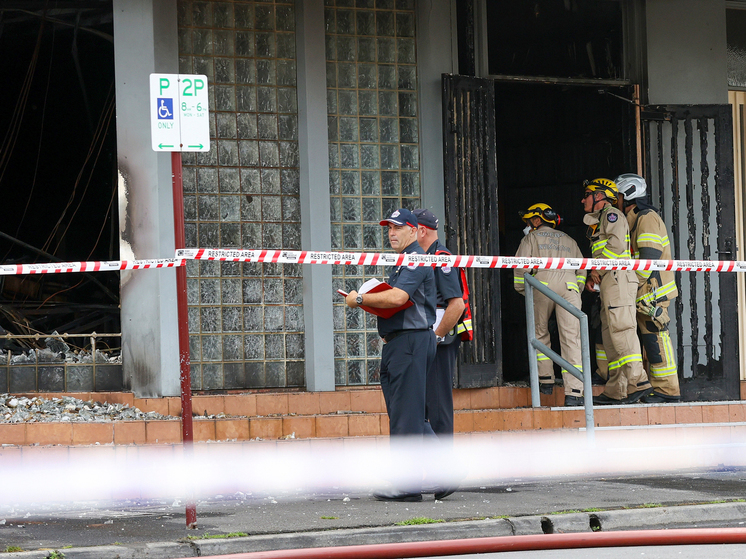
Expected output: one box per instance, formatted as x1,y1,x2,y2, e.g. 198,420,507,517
485,0,624,80
0,3,119,351
494,82,635,382
727,8,746,88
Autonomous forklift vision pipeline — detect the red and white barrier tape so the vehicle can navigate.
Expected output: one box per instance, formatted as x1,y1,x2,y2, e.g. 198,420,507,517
3,249,746,275
0,258,184,276
176,248,746,273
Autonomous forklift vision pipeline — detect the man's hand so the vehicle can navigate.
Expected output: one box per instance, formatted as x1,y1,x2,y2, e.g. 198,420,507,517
345,290,360,308
585,270,601,292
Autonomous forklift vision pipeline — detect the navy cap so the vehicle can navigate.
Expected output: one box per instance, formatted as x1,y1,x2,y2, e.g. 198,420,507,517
413,208,438,230
379,208,418,228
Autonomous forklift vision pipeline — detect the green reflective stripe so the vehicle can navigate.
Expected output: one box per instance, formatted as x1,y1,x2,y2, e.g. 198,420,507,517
636,233,666,245
561,364,582,374
608,353,643,370
661,331,676,368
514,277,524,284
656,281,677,299
595,348,607,360
636,290,656,304
537,354,551,362
576,275,586,286
567,281,579,293
637,269,652,279
637,280,677,303
592,239,607,253
455,319,472,334
602,247,630,259
650,364,678,377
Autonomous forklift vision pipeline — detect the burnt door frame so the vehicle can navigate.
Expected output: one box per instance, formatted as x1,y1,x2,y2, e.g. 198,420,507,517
641,104,740,400
442,73,501,388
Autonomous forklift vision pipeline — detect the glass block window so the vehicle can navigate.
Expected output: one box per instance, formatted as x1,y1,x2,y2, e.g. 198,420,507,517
178,0,305,390
325,0,422,386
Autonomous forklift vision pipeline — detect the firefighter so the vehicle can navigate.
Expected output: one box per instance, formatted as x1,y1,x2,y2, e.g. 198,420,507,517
582,179,653,405
514,203,587,406
615,173,681,403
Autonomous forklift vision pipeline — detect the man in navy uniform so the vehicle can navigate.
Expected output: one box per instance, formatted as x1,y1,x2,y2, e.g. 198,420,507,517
346,208,437,502
413,209,464,439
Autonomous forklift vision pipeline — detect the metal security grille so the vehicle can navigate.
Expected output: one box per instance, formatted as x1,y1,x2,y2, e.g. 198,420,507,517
442,74,501,388
326,0,422,386
642,104,739,400
178,0,305,390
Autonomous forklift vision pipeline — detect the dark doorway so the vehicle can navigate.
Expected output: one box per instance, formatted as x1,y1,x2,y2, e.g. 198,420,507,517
495,81,636,383
0,3,119,342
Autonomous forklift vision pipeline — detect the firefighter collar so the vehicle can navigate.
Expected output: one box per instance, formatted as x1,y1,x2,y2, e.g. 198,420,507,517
583,211,601,227
583,205,616,227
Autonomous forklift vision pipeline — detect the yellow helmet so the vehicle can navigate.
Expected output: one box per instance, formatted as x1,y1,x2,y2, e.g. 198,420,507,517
583,178,619,202
519,203,560,228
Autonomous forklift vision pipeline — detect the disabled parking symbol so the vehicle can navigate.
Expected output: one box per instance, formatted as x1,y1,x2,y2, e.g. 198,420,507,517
157,98,174,120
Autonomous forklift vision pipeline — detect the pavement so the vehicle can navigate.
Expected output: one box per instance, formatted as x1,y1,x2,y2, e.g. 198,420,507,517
2,465,746,558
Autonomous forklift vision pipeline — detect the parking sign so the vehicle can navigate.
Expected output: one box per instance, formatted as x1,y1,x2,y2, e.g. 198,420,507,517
150,74,210,152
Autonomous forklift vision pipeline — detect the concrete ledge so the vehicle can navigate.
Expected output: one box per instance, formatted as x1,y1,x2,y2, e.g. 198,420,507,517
594,502,746,531
193,519,514,555
542,512,594,533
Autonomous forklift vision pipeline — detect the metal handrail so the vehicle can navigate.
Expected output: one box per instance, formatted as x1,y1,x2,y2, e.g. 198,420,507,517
523,272,594,441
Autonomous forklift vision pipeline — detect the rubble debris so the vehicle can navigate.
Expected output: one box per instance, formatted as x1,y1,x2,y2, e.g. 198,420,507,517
44,332,70,355
0,394,173,424
6,346,121,365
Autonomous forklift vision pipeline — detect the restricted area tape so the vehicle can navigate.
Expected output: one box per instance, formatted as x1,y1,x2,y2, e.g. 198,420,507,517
0,258,184,276
4,249,746,276
176,248,746,273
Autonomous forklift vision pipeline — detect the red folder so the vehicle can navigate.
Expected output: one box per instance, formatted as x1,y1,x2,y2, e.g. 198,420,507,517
358,282,413,319
337,281,413,319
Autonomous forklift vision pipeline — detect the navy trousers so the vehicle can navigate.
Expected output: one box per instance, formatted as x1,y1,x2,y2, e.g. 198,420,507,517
425,339,460,438
379,329,436,437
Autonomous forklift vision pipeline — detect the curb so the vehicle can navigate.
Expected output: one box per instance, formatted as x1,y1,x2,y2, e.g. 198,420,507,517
5,502,746,558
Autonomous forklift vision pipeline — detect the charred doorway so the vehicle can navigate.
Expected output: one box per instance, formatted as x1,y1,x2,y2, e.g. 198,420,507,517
0,3,120,392
496,81,636,383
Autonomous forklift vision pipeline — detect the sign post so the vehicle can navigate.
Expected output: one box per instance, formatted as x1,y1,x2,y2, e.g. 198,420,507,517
150,73,210,529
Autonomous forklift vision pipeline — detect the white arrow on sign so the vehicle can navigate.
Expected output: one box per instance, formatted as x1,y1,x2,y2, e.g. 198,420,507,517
150,73,210,152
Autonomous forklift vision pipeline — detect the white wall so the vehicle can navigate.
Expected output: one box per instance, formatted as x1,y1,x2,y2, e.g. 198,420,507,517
646,0,728,104
113,0,180,397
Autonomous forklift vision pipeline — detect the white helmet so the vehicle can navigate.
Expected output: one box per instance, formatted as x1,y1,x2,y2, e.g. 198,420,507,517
615,173,647,201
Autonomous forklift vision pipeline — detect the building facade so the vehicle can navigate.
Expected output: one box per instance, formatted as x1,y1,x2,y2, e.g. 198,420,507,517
109,0,743,400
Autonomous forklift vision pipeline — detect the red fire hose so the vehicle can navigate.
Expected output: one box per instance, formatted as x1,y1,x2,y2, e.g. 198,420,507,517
199,528,746,559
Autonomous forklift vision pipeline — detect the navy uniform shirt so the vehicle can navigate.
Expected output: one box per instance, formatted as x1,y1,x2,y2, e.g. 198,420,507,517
426,240,462,308
377,241,436,338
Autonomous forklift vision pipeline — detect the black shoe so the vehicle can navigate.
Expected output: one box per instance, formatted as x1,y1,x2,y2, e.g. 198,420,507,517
434,487,458,500
641,391,681,404
373,489,422,502
539,383,554,395
591,371,606,386
593,393,624,406
564,395,584,407
623,389,648,404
